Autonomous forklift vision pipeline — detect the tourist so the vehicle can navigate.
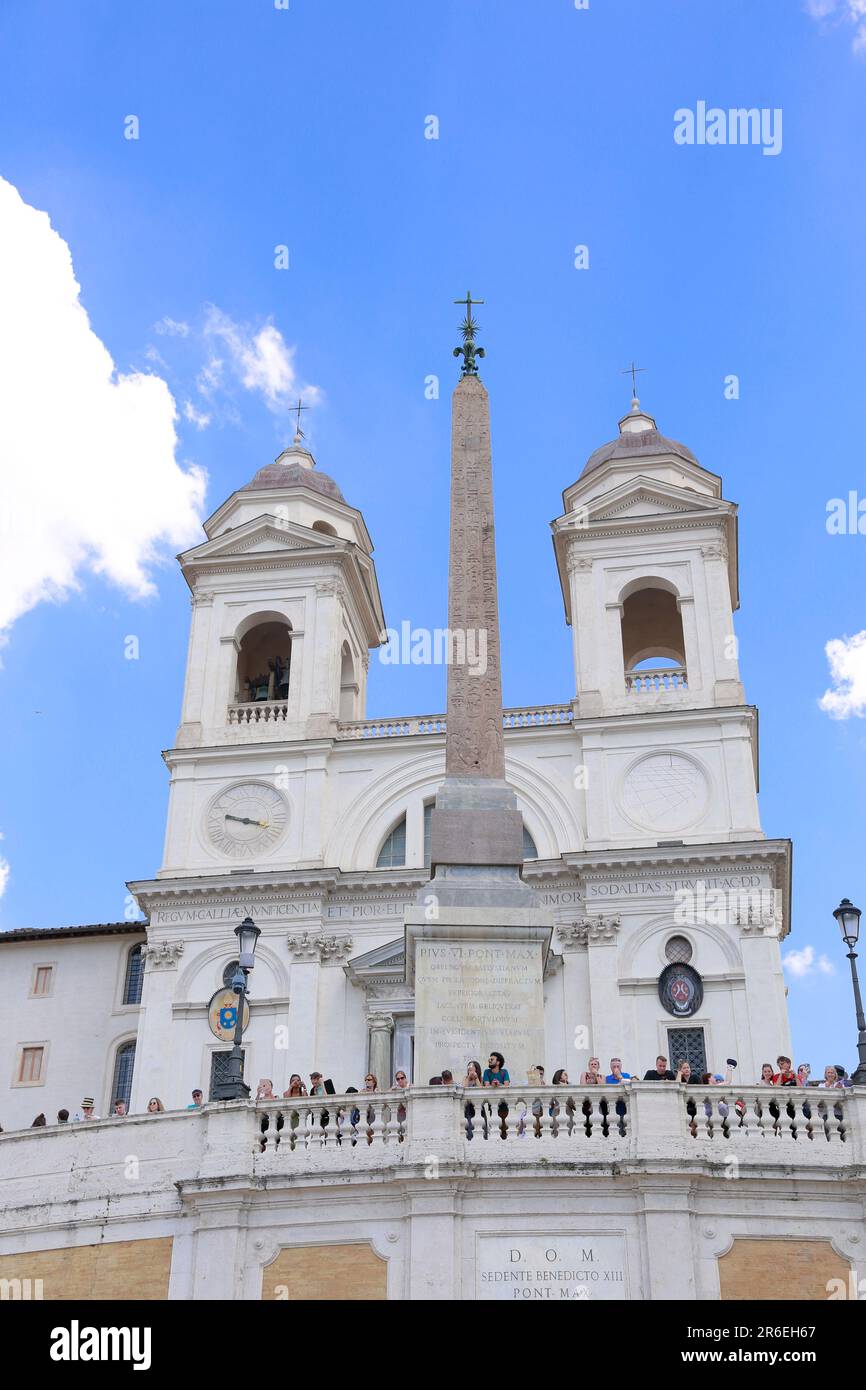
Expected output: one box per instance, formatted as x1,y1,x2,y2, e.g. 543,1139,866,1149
361,1073,378,1144
112,1099,127,1117
580,1057,604,1085
31,1113,47,1127
441,1069,455,1086
187,1089,203,1109
674,1060,700,1084
72,1096,100,1122
464,1060,483,1135
605,1057,632,1128
283,1074,307,1098
464,1060,483,1087
549,1069,574,1128
797,1063,812,1087
757,1063,775,1085
483,1052,510,1087
255,1079,277,1101
428,1075,444,1085
819,1066,846,1089
309,1073,330,1131
605,1058,633,1083
394,1070,409,1089
146,1098,165,1113
643,1055,675,1081
773,1056,797,1086
834,1065,854,1088
57,1109,69,1123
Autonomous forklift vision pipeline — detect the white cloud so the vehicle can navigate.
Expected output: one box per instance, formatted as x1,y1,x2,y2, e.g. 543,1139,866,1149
183,401,211,431
819,630,866,718
154,316,190,337
783,944,835,978
805,0,866,55
203,306,321,413
0,176,206,641
0,832,9,901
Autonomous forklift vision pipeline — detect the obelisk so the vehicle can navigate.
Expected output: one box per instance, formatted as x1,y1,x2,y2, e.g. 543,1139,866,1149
404,297,552,1085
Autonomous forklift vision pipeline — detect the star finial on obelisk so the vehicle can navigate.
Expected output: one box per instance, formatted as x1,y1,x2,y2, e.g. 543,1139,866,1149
453,291,486,377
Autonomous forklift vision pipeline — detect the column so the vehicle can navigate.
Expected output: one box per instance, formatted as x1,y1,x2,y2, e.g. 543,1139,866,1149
555,926,591,1071
286,935,322,1076
367,1011,394,1087
584,915,624,1070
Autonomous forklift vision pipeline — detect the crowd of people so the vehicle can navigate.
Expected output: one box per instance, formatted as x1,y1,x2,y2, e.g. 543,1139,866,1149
1,1052,854,1133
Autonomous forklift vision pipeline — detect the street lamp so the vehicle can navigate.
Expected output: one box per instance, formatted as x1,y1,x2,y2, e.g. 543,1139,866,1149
832,898,866,1086
212,916,261,1101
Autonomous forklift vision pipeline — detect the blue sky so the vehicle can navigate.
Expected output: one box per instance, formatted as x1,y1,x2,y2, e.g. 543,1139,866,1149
0,0,864,1072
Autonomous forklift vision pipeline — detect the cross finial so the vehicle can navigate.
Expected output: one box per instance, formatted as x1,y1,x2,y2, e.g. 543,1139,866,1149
453,291,486,377
620,361,646,401
291,397,309,444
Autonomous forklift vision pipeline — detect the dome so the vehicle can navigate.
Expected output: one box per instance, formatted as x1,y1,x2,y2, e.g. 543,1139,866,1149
580,401,698,478
241,444,345,503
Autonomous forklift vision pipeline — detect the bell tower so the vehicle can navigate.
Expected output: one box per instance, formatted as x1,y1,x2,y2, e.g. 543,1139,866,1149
159,436,385,876
552,396,761,850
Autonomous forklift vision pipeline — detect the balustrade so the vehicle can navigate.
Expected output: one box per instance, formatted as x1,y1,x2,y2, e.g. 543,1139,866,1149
625,667,688,693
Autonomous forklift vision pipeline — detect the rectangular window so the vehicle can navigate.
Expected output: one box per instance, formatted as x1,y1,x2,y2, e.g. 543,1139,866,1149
667,1027,707,1077
209,1049,245,1100
17,1046,45,1085
32,965,54,997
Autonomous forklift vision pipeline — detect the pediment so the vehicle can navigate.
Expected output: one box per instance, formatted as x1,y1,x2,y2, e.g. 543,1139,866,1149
584,476,724,524
345,936,405,976
181,514,339,564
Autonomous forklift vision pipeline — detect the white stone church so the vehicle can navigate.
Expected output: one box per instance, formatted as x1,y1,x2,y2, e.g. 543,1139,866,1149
1,389,861,1303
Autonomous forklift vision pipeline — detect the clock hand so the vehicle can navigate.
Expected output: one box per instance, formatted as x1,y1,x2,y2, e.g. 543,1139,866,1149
224,814,269,828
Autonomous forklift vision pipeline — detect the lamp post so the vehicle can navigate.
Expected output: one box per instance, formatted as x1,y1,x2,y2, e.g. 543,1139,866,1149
832,897,866,1086
212,916,261,1101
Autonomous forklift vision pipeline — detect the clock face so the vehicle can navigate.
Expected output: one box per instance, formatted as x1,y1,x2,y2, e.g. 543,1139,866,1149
205,782,288,859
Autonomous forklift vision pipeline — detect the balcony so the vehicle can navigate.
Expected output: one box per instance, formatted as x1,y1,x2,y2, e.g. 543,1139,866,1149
625,666,688,694
251,1084,854,1175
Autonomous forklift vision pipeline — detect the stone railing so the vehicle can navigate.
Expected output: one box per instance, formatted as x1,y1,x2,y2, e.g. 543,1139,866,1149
684,1085,850,1145
335,704,573,741
249,1083,860,1173
625,666,688,693
227,700,289,727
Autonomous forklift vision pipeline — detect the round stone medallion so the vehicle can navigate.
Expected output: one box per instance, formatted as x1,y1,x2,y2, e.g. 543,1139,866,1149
619,752,708,833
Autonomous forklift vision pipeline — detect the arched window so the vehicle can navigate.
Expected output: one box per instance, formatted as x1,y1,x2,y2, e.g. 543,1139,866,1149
339,642,358,722
312,519,338,538
222,959,240,987
377,816,407,868
123,945,144,1006
621,584,687,691
111,1040,136,1109
522,825,539,860
236,619,292,704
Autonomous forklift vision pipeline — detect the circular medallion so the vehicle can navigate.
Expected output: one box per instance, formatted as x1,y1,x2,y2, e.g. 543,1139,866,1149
205,782,288,859
620,753,708,833
659,962,704,1017
207,987,251,1041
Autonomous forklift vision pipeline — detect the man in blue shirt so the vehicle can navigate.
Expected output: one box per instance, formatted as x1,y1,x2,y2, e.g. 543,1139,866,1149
605,1058,632,1083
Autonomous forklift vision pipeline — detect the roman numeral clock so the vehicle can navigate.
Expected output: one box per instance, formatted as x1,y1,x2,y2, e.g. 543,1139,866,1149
205,782,288,859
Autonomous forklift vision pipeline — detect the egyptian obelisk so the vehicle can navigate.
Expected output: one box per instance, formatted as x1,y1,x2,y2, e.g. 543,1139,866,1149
405,297,552,1085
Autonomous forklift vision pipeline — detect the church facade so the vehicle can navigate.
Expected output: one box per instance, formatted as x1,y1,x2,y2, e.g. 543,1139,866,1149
4,393,791,1121
4,386,856,1306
